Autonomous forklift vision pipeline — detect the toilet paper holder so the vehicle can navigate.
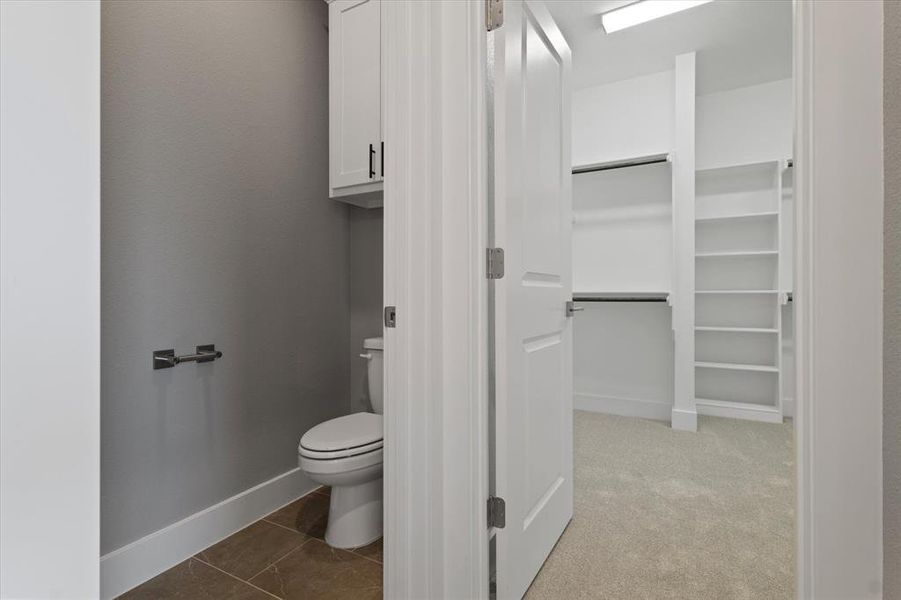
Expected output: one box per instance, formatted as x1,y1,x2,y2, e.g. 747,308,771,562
153,344,222,370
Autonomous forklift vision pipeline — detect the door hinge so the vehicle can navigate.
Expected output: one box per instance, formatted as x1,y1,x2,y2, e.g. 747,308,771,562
487,247,505,279
486,0,503,31
384,305,396,328
487,496,506,529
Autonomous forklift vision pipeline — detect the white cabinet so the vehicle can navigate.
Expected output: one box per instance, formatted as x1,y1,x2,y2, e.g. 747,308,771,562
328,0,383,207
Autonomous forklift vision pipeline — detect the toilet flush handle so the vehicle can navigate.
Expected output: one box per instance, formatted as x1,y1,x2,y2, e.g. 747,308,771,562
359,352,373,360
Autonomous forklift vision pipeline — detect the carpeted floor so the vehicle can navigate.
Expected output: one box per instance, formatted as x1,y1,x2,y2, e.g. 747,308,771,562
525,411,794,600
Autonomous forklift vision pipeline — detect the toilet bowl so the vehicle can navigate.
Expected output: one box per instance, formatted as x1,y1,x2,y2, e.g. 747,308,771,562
298,337,383,549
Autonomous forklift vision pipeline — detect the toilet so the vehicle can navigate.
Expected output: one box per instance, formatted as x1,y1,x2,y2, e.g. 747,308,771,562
298,336,383,549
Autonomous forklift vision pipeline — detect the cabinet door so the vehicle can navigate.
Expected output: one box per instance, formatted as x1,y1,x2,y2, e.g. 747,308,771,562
329,0,381,192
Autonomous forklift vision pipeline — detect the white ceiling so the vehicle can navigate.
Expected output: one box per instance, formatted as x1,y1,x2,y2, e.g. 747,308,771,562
544,0,793,95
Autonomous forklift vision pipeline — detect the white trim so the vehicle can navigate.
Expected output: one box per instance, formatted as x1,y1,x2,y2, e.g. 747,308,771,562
574,393,671,422
671,51,698,432
670,408,698,432
794,1,884,597
0,3,100,597
382,1,488,597
694,398,783,424
99,468,316,600
781,396,795,419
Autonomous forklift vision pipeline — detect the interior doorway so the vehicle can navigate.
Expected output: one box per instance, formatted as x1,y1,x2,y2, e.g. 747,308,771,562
489,1,796,596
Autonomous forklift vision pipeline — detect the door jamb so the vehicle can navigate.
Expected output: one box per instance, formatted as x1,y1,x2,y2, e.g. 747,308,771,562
793,1,884,597
382,1,489,598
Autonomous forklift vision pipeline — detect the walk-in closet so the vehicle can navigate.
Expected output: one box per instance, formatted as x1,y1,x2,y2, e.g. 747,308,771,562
562,1,795,429
523,1,797,596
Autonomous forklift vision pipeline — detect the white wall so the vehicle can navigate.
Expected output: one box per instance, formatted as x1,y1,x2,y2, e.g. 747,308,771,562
574,304,674,420
571,71,676,422
572,163,672,293
0,2,100,598
696,78,793,170
572,70,674,167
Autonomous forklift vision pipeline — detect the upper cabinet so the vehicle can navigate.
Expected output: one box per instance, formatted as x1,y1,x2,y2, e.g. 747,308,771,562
329,0,383,208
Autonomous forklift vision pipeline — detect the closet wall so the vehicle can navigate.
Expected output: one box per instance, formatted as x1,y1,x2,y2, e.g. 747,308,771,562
572,70,675,419
572,67,794,423
572,70,674,167
696,79,792,169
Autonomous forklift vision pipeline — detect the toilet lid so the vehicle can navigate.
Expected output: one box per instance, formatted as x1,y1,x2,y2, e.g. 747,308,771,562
300,412,383,454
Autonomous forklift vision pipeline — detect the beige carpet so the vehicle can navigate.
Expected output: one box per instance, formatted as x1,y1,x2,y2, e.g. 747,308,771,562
525,411,794,600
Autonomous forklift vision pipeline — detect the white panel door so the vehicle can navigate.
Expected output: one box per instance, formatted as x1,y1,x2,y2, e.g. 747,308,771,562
329,0,381,191
493,1,572,598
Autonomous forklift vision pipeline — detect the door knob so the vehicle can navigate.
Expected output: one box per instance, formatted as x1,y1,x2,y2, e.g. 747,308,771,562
565,301,583,317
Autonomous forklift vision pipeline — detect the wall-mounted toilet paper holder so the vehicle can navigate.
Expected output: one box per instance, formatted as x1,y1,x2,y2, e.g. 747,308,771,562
153,344,222,370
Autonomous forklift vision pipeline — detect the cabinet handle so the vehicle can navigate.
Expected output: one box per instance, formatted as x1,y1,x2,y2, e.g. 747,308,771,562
369,144,375,178
381,141,384,178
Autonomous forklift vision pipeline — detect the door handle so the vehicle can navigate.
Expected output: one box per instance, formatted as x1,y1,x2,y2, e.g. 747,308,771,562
381,141,384,178
565,300,583,317
369,144,375,178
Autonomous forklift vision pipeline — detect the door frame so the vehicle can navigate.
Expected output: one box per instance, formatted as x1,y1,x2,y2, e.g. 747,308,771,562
792,1,884,596
0,1,101,597
384,0,885,598
381,1,489,598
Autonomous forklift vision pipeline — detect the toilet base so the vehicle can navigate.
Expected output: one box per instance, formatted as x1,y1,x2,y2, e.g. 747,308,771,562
325,476,383,549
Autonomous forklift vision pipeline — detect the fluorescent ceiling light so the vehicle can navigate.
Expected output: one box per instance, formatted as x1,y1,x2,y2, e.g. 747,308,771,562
601,0,714,34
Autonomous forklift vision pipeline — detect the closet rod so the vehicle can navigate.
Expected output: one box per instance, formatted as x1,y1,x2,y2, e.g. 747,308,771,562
572,153,671,175
572,292,670,303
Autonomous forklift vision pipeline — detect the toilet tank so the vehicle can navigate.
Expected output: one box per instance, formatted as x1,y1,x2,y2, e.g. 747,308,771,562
363,337,384,414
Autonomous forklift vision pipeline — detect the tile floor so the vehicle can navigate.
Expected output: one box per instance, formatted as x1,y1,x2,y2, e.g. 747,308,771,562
119,487,382,599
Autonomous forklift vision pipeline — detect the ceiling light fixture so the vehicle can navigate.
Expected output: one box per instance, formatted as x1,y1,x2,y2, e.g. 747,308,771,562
601,0,714,34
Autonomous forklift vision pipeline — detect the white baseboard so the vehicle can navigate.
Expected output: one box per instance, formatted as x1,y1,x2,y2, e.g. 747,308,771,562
782,396,795,418
100,467,317,600
574,392,672,422
695,398,784,424
671,407,698,432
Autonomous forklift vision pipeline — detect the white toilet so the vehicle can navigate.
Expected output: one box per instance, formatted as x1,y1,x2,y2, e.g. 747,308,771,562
298,336,383,549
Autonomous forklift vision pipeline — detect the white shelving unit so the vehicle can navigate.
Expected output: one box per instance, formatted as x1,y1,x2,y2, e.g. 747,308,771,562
693,160,786,423
568,50,794,430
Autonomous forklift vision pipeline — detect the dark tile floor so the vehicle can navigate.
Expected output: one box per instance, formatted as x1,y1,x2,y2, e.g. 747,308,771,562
119,487,383,599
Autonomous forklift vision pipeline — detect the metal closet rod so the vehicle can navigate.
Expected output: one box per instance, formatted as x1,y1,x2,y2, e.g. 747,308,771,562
572,153,671,175
572,292,670,303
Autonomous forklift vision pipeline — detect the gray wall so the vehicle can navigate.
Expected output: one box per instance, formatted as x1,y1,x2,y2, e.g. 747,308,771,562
349,208,384,412
885,1,900,597
101,0,350,554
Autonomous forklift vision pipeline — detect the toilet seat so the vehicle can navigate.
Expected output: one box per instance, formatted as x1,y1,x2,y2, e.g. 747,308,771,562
299,438,383,460
299,412,383,460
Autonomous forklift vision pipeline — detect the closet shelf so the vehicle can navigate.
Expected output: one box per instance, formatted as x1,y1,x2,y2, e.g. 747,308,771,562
573,291,670,302
695,250,778,258
695,326,778,334
695,211,779,223
696,159,781,174
695,361,778,373
695,290,779,295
